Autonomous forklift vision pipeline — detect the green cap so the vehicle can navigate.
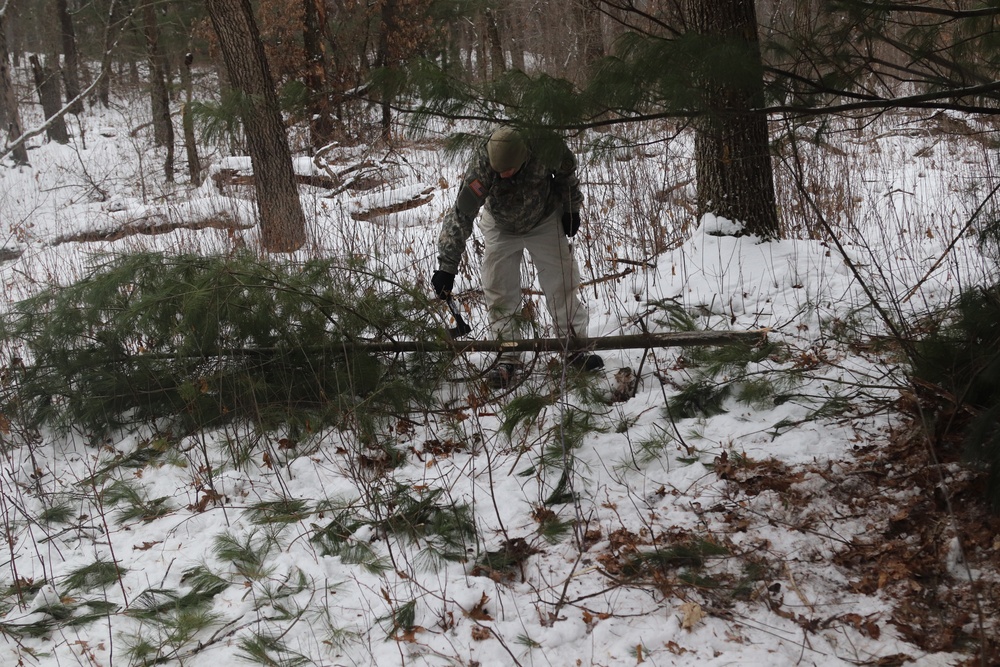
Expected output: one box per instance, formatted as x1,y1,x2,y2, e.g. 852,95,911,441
487,126,528,172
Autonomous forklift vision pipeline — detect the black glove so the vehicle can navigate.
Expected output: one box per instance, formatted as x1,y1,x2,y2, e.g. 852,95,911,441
431,270,455,300
562,210,581,237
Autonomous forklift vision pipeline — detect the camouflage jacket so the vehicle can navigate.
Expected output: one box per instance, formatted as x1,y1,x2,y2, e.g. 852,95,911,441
436,135,584,274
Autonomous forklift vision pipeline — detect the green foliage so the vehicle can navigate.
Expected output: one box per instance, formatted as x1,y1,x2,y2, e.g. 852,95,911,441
649,299,698,332
188,90,247,150
534,509,573,544
122,570,228,666
39,502,75,525
376,484,476,560
379,599,417,638
912,284,1000,510
620,538,730,579
247,499,311,525
629,425,679,467
0,252,448,439
237,633,310,667
501,392,552,439
213,530,277,581
311,485,476,570
103,480,174,524
685,339,779,377
667,380,733,419
63,559,126,592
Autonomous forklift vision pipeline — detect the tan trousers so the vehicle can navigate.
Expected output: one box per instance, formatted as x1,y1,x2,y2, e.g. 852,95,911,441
479,208,589,360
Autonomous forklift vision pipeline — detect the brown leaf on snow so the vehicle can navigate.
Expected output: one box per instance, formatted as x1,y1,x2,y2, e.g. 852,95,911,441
582,609,610,632
678,601,705,630
464,593,493,621
133,540,162,551
664,640,688,655
838,612,881,639
394,626,426,643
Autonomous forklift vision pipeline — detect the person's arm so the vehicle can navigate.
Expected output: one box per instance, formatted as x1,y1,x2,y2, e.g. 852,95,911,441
437,151,494,273
553,143,584,235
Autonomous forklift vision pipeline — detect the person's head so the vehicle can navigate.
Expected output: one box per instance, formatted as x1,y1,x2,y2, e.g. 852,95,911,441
487,126,528,178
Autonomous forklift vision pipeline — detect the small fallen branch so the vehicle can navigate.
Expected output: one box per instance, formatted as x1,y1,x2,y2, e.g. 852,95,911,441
350,329,769,354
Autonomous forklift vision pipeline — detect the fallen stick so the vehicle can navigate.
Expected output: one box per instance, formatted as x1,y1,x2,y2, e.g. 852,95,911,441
351,329,769,354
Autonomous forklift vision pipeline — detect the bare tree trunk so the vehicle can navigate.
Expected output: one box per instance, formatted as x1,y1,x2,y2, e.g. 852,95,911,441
686,0,780,239
142,4,173,148
503,8,525,71
29,54,70,144
205,0,306,253
0,8,29,165
142,3,174,180
484,8,506,78
182,52,201,185
97,0,121,108
303,0,334,150
578,0,604,69
56,0,84,114
375,0,396,142
473,16,487,81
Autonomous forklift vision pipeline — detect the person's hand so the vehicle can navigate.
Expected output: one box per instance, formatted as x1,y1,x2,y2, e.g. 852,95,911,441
431,270,455,300
562,210,581,237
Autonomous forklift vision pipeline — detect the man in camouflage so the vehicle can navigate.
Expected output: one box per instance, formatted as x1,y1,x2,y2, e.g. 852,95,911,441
431,125,602,387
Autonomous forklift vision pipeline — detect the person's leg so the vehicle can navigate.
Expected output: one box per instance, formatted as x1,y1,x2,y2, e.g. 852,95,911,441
480,211,527,359
523,210,590,345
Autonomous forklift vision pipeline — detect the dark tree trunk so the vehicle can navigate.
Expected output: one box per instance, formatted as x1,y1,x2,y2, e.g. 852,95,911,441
182,52,201,185
97,0,121,108
303,0,334,150
1,11,30,165
578,0,604,69
503,9,525,71
56,0,84,114
484,8,505,78
205,0,307,252
473,17,487,81
376,0,396,142
143,2,173,168
29,55,70,144
686,0,780,239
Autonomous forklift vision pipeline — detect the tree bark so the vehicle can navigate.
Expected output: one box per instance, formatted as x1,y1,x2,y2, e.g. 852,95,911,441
484,8,506,79
578,0,604,71
56,0,84,115
182,52,201,185
205,0,307,252
0,8,29,165
375,0,397,142
303,0,335,151
142,2,173,161
97,0,121,108
29,55,70,144
686,0,780,239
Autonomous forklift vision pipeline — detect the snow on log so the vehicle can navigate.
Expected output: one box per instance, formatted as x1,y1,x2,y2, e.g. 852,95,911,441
348,185,435,221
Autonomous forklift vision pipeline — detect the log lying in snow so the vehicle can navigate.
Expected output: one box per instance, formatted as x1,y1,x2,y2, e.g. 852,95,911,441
352,329,769,354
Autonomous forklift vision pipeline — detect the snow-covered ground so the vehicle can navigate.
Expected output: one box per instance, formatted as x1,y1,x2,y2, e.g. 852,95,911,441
0,86,996,666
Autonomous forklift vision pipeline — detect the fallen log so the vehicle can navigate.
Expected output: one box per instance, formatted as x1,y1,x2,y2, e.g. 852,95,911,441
351,329,769,354
104,330,768,365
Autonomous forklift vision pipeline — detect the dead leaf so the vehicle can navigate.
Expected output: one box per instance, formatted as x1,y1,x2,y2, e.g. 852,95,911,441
470,625,491,641
465,593,493,621
678,601,705,630
394,626,425,643
664,640,688,655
